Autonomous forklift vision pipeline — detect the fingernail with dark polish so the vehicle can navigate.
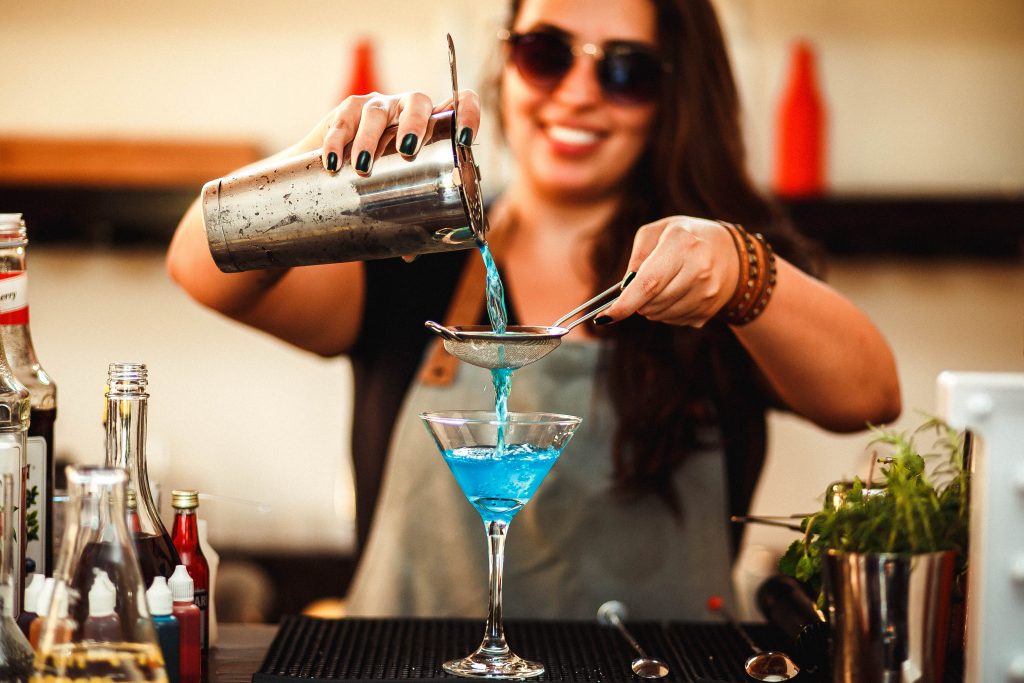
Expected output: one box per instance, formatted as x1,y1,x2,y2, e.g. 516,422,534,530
594,315,613,326
458,127,473,146
622,271,637,288
399,133,418,156
355,150,372,173
326,152,338,171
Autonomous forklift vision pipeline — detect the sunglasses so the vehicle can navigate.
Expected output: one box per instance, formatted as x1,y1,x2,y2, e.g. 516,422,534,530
500,29,666,105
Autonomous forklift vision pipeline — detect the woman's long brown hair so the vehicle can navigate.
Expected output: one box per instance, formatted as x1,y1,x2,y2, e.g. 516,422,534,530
497,0,819,516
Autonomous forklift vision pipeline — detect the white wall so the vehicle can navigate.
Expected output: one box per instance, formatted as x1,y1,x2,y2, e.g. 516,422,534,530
1,0,1021,191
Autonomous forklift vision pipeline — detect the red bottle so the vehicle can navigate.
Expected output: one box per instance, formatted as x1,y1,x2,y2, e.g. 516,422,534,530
171,491,209,669
774,41,826,197
169,565,201,683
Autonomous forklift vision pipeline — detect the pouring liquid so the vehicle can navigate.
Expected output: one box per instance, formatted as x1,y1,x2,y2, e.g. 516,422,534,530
478,244,512,453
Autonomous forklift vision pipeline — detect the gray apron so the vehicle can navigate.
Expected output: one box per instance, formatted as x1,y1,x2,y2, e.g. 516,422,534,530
345,340,736,619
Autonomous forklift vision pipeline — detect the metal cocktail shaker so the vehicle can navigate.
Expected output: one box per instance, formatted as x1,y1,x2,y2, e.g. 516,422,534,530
201,109,487,272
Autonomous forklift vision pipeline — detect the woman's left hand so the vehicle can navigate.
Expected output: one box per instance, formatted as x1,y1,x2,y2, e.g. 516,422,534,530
601,216,739,327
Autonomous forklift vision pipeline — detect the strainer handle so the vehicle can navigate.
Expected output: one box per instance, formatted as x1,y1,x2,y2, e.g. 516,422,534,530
554,272,635,331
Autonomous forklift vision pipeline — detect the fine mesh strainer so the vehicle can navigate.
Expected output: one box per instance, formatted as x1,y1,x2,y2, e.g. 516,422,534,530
425,272,634,370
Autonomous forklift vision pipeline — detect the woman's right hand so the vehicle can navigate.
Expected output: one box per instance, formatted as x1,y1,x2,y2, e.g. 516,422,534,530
294,90,481,176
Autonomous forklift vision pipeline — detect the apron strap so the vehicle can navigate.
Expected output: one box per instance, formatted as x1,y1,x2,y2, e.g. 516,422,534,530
419,252,486,386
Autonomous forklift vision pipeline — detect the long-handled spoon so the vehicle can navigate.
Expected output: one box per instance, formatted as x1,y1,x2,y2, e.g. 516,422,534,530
706,596,799,682
597,601,670,679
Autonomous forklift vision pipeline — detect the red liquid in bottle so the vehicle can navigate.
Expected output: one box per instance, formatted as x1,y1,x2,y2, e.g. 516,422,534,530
172,497,209,669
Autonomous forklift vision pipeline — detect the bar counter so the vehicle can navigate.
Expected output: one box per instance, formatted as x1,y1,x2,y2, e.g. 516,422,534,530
210,617,963,683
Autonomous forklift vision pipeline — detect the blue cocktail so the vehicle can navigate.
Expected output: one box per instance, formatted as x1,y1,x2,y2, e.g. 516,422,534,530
421,410,582,679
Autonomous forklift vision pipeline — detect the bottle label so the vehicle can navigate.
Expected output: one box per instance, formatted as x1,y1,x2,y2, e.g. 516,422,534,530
194,588,209,651
0,272,28,324
26,436,47,575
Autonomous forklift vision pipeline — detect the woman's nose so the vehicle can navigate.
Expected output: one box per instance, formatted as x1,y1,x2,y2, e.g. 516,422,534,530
552,54,604,105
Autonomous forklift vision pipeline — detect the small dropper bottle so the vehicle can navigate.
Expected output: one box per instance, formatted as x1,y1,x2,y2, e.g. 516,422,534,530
168,565,200,683
82,569,121,641
147,577,180,683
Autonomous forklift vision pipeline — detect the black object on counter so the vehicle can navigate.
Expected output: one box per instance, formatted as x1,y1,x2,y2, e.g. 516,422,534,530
756,575,830,675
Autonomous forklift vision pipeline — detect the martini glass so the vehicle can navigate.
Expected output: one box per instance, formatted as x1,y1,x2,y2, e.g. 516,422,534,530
421,410,582,679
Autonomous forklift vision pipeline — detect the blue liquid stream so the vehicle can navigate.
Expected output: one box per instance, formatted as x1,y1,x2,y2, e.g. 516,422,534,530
478,244,512,453
442,445,561,524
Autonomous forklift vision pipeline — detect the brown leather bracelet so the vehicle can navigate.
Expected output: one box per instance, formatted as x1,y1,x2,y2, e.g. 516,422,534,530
715,221,777,325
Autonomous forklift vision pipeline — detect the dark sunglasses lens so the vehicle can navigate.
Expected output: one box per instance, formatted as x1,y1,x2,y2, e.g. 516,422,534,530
512,33,573,87
600,50,662,103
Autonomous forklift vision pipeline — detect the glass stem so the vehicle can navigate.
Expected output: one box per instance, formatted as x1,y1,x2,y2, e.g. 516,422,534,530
480,519,509,655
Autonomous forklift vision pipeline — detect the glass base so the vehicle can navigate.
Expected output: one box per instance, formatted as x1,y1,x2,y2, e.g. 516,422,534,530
442,649,544,679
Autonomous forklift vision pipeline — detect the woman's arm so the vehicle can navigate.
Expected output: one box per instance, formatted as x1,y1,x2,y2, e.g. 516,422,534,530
600,216,901,432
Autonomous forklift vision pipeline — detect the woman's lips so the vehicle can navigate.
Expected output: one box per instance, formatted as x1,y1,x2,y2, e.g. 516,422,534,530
545,125,603,155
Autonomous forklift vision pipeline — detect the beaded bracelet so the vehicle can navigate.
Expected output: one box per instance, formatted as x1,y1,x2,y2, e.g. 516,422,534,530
715,221,777,325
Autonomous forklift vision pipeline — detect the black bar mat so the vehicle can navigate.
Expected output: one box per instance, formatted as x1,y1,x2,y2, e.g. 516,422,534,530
252,616,802,683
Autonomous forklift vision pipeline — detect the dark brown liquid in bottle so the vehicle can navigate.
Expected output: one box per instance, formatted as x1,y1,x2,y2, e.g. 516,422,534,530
134,533,180,589
29,405,56,574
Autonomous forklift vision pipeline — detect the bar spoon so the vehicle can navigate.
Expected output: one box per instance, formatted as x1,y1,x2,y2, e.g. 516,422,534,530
706,596,799,682
597,601,670,679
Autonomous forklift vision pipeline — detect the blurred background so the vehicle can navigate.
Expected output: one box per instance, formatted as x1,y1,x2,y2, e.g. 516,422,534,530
0,0,1022,620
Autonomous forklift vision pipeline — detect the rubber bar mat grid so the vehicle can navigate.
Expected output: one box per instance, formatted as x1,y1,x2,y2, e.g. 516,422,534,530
252,615,798,683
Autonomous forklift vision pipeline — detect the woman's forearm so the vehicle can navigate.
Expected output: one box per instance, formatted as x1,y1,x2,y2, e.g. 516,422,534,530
731,257,902,432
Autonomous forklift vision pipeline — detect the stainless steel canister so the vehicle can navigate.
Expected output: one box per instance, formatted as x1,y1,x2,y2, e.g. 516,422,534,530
201,110,487,272
824,550,956,683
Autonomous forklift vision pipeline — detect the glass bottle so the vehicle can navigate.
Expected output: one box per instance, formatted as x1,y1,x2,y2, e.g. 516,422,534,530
0,360,29,619
32,466,167,683
0,214,57,577
103,363,179,587
170,491,208,668
0,473,34,683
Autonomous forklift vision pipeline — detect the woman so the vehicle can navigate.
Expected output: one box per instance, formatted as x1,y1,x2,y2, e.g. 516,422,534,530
167,0,900,618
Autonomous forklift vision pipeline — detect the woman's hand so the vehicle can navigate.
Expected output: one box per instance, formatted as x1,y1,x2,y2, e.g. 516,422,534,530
601,216,739,327
292,90,482,175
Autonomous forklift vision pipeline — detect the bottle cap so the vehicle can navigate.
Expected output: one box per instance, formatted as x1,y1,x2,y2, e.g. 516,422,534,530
0,213,26,238
169,565,194,602
89,569,117,617
171,490,200,510
147,576,174,615
35,577,67,617
126,488,138,510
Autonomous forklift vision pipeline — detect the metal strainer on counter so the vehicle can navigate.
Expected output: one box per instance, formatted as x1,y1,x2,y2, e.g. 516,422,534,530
425,272,634,370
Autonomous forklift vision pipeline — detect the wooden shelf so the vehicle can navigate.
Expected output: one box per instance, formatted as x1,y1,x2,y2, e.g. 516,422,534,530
0,135,262,189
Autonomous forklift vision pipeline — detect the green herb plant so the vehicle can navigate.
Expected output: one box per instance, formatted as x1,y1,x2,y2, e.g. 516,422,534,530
779,417,969,604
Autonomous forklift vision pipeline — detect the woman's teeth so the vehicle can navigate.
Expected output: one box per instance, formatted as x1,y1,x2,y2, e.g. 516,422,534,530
547,126,599,145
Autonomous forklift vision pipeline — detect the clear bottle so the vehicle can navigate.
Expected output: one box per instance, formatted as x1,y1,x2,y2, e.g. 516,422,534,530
32,466,167,683
0,473,34,683
0,214,57,578
0,394,29,621
103,363,179,587
170,491,208,667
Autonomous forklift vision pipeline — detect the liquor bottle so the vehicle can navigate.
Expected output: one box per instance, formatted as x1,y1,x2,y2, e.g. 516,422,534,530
0,292,30,619
171,490,209,668
33,466,166,683
0,214,57,578
103,362,179,586
0,472,33,683
774,42,826,197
